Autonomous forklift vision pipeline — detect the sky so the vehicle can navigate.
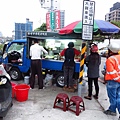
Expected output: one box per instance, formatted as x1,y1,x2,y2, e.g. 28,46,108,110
0,0,119,37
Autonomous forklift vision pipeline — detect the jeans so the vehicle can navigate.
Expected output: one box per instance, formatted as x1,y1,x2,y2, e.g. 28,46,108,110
106,80,120,113
63,66,74,87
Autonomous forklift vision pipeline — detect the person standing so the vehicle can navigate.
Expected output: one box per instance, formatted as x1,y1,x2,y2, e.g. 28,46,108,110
84,44,101,100
30,39,48,89
60,42,80,92
103,42,120,120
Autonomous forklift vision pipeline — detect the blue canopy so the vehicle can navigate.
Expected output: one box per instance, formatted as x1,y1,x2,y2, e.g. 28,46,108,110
96,20,120,34
59,20,120,35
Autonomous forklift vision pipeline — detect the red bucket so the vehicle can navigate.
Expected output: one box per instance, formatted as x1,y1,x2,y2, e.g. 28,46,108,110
11,82,17,98
14,84,30,102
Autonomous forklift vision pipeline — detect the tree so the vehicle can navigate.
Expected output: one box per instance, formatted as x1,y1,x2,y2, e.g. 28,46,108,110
110,21,120,39
111,21,120,28
0,44,4,51
34,23,47,31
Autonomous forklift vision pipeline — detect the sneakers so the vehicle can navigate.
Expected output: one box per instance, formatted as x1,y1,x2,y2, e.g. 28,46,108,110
30,86,34,89
38,87,45,89
84,96,92,100
93,95,98,99
103,110,117,116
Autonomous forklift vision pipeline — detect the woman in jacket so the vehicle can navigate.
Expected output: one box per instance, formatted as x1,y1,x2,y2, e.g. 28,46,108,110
60,42,80,92
84,44,101,100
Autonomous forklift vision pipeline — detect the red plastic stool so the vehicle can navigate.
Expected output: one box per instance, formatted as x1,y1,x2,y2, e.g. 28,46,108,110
53,93,69,111
67,96,85,116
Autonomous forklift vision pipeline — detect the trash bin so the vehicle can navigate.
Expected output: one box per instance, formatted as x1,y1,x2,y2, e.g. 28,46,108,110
24,76,30,84
14,84,30,102
11,82,17,98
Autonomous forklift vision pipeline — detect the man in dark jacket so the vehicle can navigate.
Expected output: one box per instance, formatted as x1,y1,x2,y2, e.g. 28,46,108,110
60,42,80,92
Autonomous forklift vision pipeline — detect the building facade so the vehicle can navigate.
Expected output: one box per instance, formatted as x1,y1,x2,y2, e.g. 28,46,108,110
15,18,33,39
59,10,65,29
105,2,120,22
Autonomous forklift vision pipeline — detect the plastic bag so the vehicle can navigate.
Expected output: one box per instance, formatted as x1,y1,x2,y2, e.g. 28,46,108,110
43,74,53,87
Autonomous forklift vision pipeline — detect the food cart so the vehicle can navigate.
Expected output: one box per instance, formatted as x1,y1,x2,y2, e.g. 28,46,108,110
26,31,82,87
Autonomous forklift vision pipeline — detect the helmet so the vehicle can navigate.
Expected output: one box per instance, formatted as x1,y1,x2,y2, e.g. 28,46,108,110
108,42,120,53
68,42,74,48
90,44,98,52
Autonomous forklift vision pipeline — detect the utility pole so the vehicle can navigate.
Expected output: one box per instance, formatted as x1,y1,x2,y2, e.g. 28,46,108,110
39,0,54,31
78,0,95,97
49,0,55,31
39,0,60,31
51,0,54,11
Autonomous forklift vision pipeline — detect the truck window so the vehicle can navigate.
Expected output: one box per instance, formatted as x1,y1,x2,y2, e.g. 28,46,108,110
8,43,24,53
8,43,24,60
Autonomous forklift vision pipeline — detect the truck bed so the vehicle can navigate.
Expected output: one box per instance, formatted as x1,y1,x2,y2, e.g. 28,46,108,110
42,59,80,73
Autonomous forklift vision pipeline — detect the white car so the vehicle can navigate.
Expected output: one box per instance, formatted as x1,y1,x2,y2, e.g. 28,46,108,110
99,47,108,57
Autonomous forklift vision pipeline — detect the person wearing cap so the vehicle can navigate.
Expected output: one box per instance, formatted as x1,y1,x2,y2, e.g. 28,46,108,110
60,42,80,92
84,44,101,100
103,42,120,120
30,39,48,89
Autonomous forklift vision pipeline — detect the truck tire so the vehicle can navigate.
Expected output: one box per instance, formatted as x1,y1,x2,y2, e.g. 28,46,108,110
55,73,64,87
9,68,22,81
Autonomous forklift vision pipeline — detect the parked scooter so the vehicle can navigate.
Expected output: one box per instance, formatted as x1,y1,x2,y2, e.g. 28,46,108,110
0,63,12,120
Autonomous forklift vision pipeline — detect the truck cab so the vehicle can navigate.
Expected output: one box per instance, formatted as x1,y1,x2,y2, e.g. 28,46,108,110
2,39,30,80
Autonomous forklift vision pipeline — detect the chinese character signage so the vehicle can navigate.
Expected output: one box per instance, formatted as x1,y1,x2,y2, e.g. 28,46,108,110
50,12,55,31
46,11,62,31
82,0,95,40
55,10,61,30
46,12,51,31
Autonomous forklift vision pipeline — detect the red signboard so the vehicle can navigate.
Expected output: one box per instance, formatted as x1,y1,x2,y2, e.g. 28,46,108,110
55,10,61,30
46,12,51,31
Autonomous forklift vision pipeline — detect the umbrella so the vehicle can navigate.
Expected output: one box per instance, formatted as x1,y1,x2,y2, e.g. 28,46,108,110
59,20,120,35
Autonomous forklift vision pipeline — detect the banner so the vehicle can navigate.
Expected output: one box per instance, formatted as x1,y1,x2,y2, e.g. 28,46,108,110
46,12,51,31
55,10,61,30
50,12,55,30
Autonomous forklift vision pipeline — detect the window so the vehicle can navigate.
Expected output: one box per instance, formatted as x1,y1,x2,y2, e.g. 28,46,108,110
8,43,24,59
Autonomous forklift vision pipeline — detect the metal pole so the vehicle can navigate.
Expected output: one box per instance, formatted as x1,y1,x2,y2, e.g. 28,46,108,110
50,0,54,31
78,42,87,96
78,0,95,96
51,0,54,11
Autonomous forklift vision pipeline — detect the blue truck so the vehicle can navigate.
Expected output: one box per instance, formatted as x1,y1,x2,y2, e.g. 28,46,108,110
1,31,82,87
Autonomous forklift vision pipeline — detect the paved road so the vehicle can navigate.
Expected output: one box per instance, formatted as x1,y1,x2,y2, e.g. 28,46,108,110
2,57,120,120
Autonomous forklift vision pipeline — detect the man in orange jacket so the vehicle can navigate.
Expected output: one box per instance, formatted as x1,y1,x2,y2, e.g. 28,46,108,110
104,42,120,120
